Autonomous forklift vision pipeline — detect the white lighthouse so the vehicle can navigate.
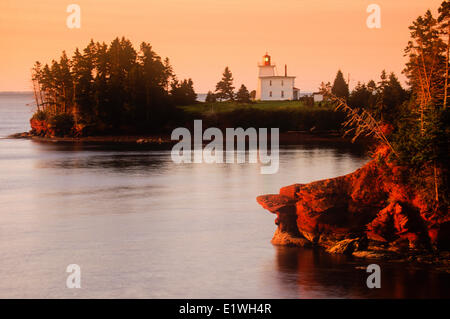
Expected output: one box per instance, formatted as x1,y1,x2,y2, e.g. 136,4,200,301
255,53,299,101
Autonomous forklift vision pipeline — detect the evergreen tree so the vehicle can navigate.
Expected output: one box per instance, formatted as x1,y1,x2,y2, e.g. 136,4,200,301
170,78,197,105
92,41,109,123
138,41,172,126
385,73,407,110
404,10,445,113
236,84,251,103
183,78,197,104
349,82,371,109
57,51,73,114
373,71,408,123
331,70,349,100
215,67,235,101
72,47,95,123
366,79,379,110
391,2,449,203
205,91,216,103
367,80,377,93
106,37,137,128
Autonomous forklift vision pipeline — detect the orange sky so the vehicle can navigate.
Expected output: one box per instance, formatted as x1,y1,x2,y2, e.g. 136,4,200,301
0,0,443,93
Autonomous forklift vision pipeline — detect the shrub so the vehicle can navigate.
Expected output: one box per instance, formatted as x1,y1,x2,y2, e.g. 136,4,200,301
49,113,75,137
31,110,49,122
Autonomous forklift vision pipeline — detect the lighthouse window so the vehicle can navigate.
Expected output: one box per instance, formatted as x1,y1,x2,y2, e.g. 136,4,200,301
269,80,272,86
281,91,284,98
281,80,284,86
269,91,272,97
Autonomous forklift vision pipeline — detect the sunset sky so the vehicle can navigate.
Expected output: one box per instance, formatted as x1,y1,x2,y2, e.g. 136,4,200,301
0,0,443,93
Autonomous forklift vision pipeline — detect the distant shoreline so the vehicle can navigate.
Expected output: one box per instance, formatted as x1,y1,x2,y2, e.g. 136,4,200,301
0,91,33,95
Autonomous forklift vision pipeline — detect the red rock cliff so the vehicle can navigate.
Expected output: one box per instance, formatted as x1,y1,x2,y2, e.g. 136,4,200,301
257,146,450,258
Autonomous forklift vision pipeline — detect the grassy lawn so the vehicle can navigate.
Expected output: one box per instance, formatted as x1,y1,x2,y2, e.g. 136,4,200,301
178,100,331,115
176,100,342,131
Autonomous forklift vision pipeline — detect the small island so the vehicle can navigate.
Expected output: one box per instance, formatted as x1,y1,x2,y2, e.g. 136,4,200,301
28,38,195,141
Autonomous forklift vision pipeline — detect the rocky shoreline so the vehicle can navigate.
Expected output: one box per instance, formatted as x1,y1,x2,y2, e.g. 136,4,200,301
8,130,370,146
257,146,450,271
7,131,175,146
9,117,373,145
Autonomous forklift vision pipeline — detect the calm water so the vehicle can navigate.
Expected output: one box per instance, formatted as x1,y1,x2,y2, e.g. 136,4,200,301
0,93,449,298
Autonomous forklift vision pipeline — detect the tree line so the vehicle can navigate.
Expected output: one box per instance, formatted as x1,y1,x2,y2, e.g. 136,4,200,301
327,69,409,125
322,0,449,205
31,37,197,135
205,67,254,103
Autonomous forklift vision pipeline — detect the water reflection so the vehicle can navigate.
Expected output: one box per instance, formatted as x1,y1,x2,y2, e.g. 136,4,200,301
35,153,169,171
275,246,450,298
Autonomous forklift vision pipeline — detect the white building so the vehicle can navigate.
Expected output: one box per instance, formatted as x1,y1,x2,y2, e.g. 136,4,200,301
313,92,324,102
256,53,299,101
